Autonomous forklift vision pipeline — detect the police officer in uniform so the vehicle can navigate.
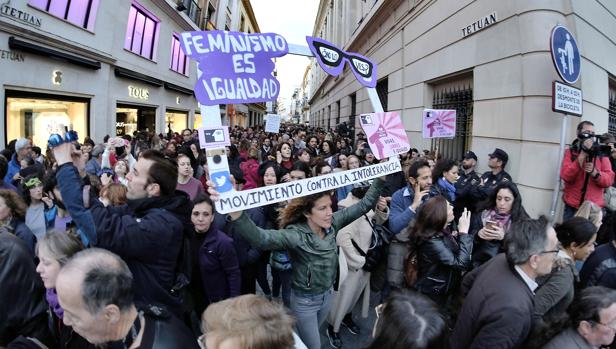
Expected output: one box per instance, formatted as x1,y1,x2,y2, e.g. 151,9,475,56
455,151,481,217
471,148,512,202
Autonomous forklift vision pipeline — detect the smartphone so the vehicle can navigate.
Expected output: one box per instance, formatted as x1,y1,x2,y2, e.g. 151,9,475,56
485,221,497,230
115,145,125,157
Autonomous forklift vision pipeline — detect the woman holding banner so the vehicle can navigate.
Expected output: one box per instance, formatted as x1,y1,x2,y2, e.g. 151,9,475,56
206,176,385,349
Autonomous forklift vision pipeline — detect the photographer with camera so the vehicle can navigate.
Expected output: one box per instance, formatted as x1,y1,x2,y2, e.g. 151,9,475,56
561,121,614,220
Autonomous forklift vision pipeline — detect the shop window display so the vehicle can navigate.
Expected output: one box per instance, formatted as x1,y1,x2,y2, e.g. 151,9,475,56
166,110,188,134
6,95,88,148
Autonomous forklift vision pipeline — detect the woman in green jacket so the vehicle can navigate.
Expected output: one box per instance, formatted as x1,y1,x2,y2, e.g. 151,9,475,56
208,177,385,349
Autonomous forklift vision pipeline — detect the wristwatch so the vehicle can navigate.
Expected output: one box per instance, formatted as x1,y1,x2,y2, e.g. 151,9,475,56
593,172,601,179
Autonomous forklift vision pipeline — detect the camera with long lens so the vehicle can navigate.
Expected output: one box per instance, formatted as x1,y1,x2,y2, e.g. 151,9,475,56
578,132,611,158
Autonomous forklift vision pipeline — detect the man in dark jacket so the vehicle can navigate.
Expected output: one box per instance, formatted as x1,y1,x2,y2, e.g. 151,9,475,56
53,143,192,317
388,159,432,235
450,216,559,349
0,233,52,347
455,151,480,217
471,148,512,202
55,248,199,349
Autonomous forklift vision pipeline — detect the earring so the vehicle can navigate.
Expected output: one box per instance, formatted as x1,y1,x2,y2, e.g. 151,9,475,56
573,250,577,257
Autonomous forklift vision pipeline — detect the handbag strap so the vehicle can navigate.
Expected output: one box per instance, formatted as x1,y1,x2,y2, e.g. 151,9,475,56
351,239,367,256
363,214,375,228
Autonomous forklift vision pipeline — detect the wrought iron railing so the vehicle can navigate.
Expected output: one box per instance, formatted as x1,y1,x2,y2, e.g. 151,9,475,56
609,91,616,136
431,85,474,161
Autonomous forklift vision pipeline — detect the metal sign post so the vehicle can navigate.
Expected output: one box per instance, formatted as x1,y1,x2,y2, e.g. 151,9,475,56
550,114,568,219
548,25,582,221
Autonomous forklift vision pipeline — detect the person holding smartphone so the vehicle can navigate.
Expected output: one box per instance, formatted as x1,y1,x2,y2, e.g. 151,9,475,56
470,181,529,268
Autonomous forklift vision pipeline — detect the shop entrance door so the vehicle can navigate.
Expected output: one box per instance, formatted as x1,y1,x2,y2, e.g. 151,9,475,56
116,104,156,136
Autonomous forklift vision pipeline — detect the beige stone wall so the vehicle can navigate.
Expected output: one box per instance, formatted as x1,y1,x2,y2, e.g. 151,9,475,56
309,0,616,219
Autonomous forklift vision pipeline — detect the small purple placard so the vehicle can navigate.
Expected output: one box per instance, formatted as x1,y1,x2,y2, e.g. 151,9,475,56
180,31,288,106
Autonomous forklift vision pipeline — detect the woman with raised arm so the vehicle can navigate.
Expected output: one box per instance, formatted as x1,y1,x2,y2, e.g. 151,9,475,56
207,176,385,349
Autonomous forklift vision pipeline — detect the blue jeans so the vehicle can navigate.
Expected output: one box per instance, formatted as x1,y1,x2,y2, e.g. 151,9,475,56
272,268,292,308
563,204,577,221
290,288,334,349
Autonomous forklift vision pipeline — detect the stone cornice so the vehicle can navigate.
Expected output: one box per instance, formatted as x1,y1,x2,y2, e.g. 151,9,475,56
0,19,116,64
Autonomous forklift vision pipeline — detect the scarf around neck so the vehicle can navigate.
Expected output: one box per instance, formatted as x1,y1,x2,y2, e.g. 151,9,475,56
482,209,512,231
46,288,64,319
438,177,456,202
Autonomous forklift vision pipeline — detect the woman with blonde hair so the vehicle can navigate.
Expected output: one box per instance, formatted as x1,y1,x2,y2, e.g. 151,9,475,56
200,294,300,349
574,200,603,228
35,230,94,348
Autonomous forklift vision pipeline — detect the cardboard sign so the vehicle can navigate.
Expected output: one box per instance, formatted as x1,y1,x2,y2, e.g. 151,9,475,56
198,126,230,149
265,114,281,133
180,31,288,105
422,109,456,139
215,158,402,213
358,112,410,160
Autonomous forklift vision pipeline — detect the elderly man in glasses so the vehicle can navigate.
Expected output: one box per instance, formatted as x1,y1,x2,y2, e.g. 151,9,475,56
543,286,616,349
450,216,559,349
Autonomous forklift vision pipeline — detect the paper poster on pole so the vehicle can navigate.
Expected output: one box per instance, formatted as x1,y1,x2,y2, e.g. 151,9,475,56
179,31,289,106
358,112,410,160
198,126,230,149
265,114,282,133
422,109,456,139
215,157,402,213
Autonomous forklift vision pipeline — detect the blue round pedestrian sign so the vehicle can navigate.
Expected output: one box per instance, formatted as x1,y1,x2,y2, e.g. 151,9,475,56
550,25,581,84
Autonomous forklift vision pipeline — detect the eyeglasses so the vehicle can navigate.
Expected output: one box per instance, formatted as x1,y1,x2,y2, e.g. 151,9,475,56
197,334,207,349
374,303,384,319
594,320,616,331
306,36,377,88
540,249,559,256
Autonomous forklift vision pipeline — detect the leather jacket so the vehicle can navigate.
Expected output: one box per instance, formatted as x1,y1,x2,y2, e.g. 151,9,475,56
415,231,473,300
122,305,199,349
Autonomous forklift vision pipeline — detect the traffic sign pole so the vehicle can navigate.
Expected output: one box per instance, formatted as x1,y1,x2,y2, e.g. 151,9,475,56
550,114,568,221
549,25,581,221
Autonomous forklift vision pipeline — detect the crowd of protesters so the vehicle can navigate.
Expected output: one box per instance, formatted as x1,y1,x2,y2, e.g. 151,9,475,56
3,119,616,349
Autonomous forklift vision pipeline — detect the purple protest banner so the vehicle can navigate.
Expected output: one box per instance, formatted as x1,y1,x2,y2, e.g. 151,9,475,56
306,36,377,88
180,31,288,106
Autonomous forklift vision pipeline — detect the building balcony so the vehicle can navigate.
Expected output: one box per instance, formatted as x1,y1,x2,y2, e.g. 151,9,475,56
178,0,202,27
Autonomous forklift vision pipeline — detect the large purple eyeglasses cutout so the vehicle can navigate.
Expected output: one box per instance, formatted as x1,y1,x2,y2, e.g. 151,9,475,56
306,36,377,88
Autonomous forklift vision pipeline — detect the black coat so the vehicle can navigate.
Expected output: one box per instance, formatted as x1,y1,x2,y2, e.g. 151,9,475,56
89,192,194,317
470,170,513,202
455,169,481,216
415,232,473,302
0,233,50,347
450,254,534,349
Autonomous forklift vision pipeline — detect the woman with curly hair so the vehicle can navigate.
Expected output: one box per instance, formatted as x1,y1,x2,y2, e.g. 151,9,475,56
0,189,36,254
207,176,386,349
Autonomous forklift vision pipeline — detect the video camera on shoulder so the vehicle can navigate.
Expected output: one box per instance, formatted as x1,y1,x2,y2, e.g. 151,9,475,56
577,132,611,158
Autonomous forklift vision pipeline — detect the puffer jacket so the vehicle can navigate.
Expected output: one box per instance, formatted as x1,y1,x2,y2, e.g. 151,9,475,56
231,178,384,294
415,231,473,301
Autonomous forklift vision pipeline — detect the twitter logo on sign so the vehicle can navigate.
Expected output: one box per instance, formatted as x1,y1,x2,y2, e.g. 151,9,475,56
211,171,233,193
